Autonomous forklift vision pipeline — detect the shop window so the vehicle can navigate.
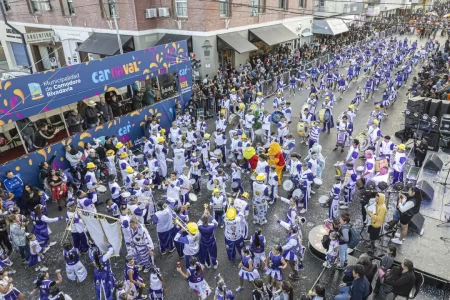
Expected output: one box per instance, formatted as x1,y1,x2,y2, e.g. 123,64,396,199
175,0,187,17
250,0,265,15
219,0,230,17
101,0,118,18
2,0,11,11
61,0,75,16
279,0,288,10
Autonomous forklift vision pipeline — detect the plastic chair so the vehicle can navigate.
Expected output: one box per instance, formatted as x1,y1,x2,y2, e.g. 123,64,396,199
49,115,64,128
392,273,424,300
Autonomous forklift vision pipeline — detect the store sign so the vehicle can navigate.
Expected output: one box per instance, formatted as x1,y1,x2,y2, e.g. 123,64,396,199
6,29,21,39
24,31,55,44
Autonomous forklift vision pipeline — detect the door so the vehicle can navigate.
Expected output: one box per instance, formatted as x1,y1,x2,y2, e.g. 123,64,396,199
10,42,28,66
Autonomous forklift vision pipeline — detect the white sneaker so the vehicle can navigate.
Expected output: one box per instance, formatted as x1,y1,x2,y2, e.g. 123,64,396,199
49,242,57,247
340,204,349,209
391,237,403,245
299,209,307,213
40,266,48,272
236,286,244,292
339,201,345,204
43,247,50,254
35,266,41,271
394,232,401,238
213,261,218,270
205,263,211,269
310,190,316,195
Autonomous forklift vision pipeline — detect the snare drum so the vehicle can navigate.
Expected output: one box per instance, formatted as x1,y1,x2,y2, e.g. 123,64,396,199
297,121,309,137
96,185,107,193
283,179,294,191
189,178,196,185
228,113,239,126
207,181,214,191
319,108,331,123
292,189,303,199
312,178,323,189
184,143,193,150
271,111,285,124
213,149,223,159
356,131,370,152
334,162,347,179
188,193,198,202
318,195,328,204
375,158,389,172
336,130,347,147
356,166,365,176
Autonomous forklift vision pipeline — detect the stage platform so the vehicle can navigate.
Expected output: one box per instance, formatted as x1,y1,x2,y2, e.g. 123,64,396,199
308,218,450,286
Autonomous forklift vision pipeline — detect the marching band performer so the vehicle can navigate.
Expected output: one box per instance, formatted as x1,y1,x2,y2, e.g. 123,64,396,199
308,121,321,149
333,115,353,152
235,248,260,292
306,143,326,179
299,161,314,207
345,139,359,166
299,107,312,145
207,156,220,180
372,166,390,187
364,76,375,102
321,96,334,134
124,255,146,299
369,105,383,128
116,142,128,157
268,166,278,205
179,167,191,205
249,228,266,270
142,136,154,158
155,137,168,180
210,189,226,228
223,207,243,262
173,205,189,258
128,196,150,225
277,116,289,145
168,122,182,146
129,217,154,273
326,180,342,221
128,150,140,169
90,237,115,300
362,150,376,183
337,75,347,100
196,116,207,138
85,162,98,190
124,167,136,191
105,150,117,177
149,266,166,300
31,204,62,253
368,119,382,155
215,114,228,132
120,206,132,254
214,274,234,300
198,208,219,269
282,134,296,166
108,174,121,206
230,134,242,162
306,93,318,116
214,129,227,165
379,135,395,164
201,133,211,169
252,173,269,225
261,111,272,145
119,152,131,185
177,257,211,300
244,110,255,141
306,151,325,180
152,201,175,254
231,163,244,194
189,155,201,193
173,142,187,176
288,153,302,189
393,144,407,184
63,242,87,282
273,92,285,110
264,244,287,291
341,162,357,209
255,92,264,108
174,222,201,268
166,172,181,202
66,202,89,253
255,155,270,183
274,215,302,281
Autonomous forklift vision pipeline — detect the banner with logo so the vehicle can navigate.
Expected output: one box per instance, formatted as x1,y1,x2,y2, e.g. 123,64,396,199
0,41,192,124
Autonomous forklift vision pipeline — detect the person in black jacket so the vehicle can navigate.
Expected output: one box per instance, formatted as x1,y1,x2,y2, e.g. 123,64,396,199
85,101,99,129
96,96,113,123
104,136,116,154
22,184,41,211
414,138,428,167
109,94,123,117
132,90,143,111
0,214,12,255
38,151,57,187
384,259,416,297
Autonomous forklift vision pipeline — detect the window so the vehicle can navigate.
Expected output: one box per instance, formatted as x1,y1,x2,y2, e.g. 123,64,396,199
101,0,118,18
29,0,52,13
175,0,187,17
219,0,229,17
299,0,305,8
278,0,287,10
250,0,265,15
3,0,11,11
61,0,75,15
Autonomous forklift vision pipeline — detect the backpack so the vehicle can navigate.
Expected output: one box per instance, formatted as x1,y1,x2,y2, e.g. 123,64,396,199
347,224,360,248
321,234,331,250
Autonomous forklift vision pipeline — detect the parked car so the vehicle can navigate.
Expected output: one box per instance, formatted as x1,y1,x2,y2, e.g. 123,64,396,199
1,71,30,81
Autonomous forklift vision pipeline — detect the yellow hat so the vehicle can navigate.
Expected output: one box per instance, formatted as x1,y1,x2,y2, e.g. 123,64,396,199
375,105,381,109
120,152,128,159
204,133,211,139
126,167,134,174
241,134,247,139
86,162,96,169
242,192,249,199
277,92,282,96
187,222,199,234
348,105,354,110
325,96,330,100
373,119,379,125
212,188,221,195
160,128,166,134
256,173,266,181
157,137,165,143
398,144,406,151
115,142,123,149
311,93,316,97
226,207,236,220
239,103,245,110
106,150,115,157
257,92,262,96
231,88,236,92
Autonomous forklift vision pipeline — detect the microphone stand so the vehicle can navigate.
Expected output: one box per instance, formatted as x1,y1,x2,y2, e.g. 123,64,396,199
435,160,450,227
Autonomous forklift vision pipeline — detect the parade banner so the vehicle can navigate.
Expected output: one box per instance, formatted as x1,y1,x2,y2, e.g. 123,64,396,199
0,96,178,187
0,40,192,124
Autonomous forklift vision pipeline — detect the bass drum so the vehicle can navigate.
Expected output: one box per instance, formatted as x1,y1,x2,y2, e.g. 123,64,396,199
301,103,312,114
297,121,309,137
318,108,331,123
228,113,240,127
356,131,370,152
271,111,285,124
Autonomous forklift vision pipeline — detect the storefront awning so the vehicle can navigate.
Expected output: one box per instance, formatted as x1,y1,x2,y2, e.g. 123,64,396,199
312,19,349,36
75,32,133,56
249,24,299,46
217,32,258,54
155,34,191,46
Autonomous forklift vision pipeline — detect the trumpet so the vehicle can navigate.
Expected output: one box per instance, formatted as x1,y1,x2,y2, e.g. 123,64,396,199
173,216,195,236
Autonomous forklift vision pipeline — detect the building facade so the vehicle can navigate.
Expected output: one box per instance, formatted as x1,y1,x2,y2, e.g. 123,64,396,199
1,0,314,77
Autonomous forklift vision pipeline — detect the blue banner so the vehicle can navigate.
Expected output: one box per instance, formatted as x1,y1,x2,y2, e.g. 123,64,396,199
0,41,192,124
0,96,178,187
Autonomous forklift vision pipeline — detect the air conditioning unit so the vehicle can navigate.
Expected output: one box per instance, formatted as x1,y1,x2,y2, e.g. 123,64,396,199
145,8,157,18
41,2,52,11
158,7,170,17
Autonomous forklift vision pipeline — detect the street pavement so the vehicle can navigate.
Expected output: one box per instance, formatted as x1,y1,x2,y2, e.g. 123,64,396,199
8,35,448,300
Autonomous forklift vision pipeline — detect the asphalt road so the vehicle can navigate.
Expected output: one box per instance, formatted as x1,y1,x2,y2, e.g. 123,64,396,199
8,34,447,300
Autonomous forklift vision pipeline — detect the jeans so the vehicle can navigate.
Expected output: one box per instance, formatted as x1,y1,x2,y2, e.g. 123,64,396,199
18,245,30,261
338,243,348,267
334,286,350,300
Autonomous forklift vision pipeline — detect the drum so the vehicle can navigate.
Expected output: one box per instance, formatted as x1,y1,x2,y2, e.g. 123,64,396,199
356,166,365,176
302,103,312,114
231,182,240,193
96,185,107,193
365,180,377,191
356,131,370,152
297,122,309,137
207,181,214,191
318,108,331,123
283,179,294,191
318,195,328,204
377,181,388,191
292,189,303,199
189,178,196,185
213,149,222,159
336,112,345,124
375,158,389,172
336,130,347,147
250,174,257,181
181,125,188,134
334,162,347,179
271,111,285,124
184,143,192,150
228,113,240,126
228,151,236,161
188,193,198,202
121,191,131,198
312,178,323,189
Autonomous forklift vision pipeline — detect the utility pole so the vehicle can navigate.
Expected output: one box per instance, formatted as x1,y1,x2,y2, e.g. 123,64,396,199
110,0,123,54
0,3,33,73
